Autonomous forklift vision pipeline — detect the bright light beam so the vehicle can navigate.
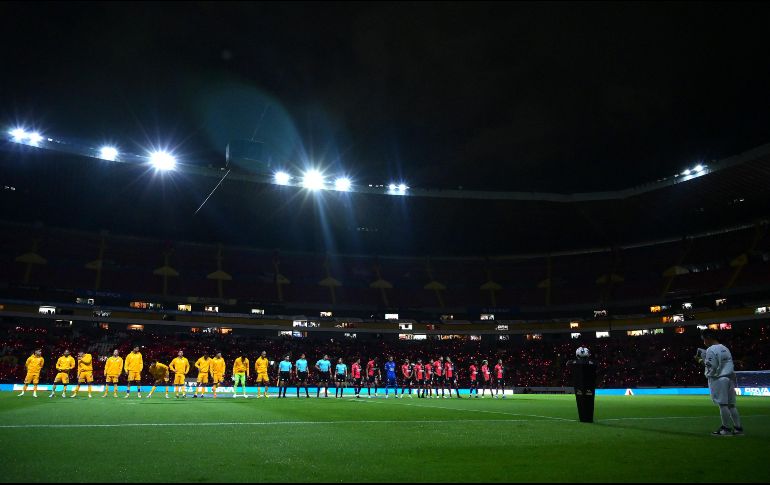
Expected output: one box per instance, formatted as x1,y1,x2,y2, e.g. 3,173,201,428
99,146,119,161
302,170,325,190
149,151,176,171
334,177,352,191
274,171,291,185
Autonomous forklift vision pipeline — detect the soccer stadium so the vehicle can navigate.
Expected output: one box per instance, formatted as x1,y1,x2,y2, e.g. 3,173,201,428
1,2,770,483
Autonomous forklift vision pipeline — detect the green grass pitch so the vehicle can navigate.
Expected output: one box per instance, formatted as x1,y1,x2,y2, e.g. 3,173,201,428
0,393,768,482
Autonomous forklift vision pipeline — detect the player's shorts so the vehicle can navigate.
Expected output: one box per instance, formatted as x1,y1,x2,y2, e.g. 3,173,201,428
469,378,477,385
335,373,346,383
211,373,223,384
78,371,94,383
153,376,169,385
24,372,40,384
386,376,397,387
495,378,506,387
709,376,737,406
446,376,456,386
128,371,142,382
197,374,209,384
173,373,186,385
435,375,445,384
279,371,291,382
233,373,246,387
256,372,269,383
425,376,433,384
106,375,120,384
353,377,362,386
54,372,70,384
317,371,330,383
482,378,491,385
367,375,376,384
402,377,413,386
297,371,308,383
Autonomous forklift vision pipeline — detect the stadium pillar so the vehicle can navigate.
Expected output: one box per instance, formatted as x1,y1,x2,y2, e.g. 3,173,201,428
570,360,597,423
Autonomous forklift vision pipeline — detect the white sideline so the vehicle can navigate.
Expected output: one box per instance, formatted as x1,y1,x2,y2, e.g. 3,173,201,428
0,418,540,429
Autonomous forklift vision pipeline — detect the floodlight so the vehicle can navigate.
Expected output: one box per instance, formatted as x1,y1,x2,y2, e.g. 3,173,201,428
302,170,325,190
694,164,704,172
9,128,27,142
274,171,291,185
149,151,176,170
27,132,43,145
99,146,118,161
334,177,352,191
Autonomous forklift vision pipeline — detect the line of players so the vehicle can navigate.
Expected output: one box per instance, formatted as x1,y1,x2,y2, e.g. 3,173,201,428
16,348,509,399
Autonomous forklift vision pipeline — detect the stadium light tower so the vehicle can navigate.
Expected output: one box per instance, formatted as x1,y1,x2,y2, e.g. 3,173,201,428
302,169,325,190
149,151,176,171
99,146,119,161
9,128,27,142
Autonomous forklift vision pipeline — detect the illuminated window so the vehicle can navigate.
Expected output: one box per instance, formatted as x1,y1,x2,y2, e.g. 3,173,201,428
595,331,610,338
650,306,662,313
177,304,192,312
674,327,686,334
99,323,109,330
571,333,581,339
398,323,413,330
293,320,319,328
385,313,399,320
320,311,333,317
593,310,608,317
708,324,719,330
570,322,580,329
292,331,307,338
54,320,72,327
425,324,436,331
38,306,56,315
93,310,111,318
190,327,201,333
480,314,495,321
526,333,542,340
413,334,427,340
652,328,664,335
440,314,454,320
498,335,510,341
696,325,708,330
279,330,292,337
470,335,482,341
715,298,727,307
682,302,693,310
496,324,509,331
755,307,767,314
204,305,219,313
344,333,357,339
251,309,265,315
718,323,732,330
219,328,232,334
398,333,414,340
672,314,684,323
627,329,649,337
76,298,95,305
127,325,144,331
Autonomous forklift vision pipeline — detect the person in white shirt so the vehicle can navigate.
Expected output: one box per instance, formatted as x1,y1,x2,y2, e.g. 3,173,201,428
697,329,743,436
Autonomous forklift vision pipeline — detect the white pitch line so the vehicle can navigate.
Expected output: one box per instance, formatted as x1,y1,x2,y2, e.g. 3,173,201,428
599,414,770,422
0,418,542,429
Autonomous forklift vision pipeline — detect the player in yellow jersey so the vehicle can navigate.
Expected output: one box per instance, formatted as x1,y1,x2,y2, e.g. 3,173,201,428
50,350,76,398
210,352,226,398
169,350,190,398
124,346,144,398
232,353,250,398
147,360,170,399
18,349,44,397
255,351,270,398
193,354,212,398
71,351,94,398
102,350,123,397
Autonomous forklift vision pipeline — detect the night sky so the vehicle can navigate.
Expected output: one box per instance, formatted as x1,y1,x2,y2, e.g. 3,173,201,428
2,1,770,193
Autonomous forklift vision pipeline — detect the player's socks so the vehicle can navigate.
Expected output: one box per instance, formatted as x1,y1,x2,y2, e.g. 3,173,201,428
728,406,742,429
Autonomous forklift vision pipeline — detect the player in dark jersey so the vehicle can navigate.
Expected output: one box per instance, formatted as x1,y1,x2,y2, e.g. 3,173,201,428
468,360,479,398
351,358,363,398
384,356,398,398
433,356,445,398
444,357,461,398
400,359,414,398
480,360,492,398
365,357,380,398
424,360,434,398
494,359,506,399
413,359,425,398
